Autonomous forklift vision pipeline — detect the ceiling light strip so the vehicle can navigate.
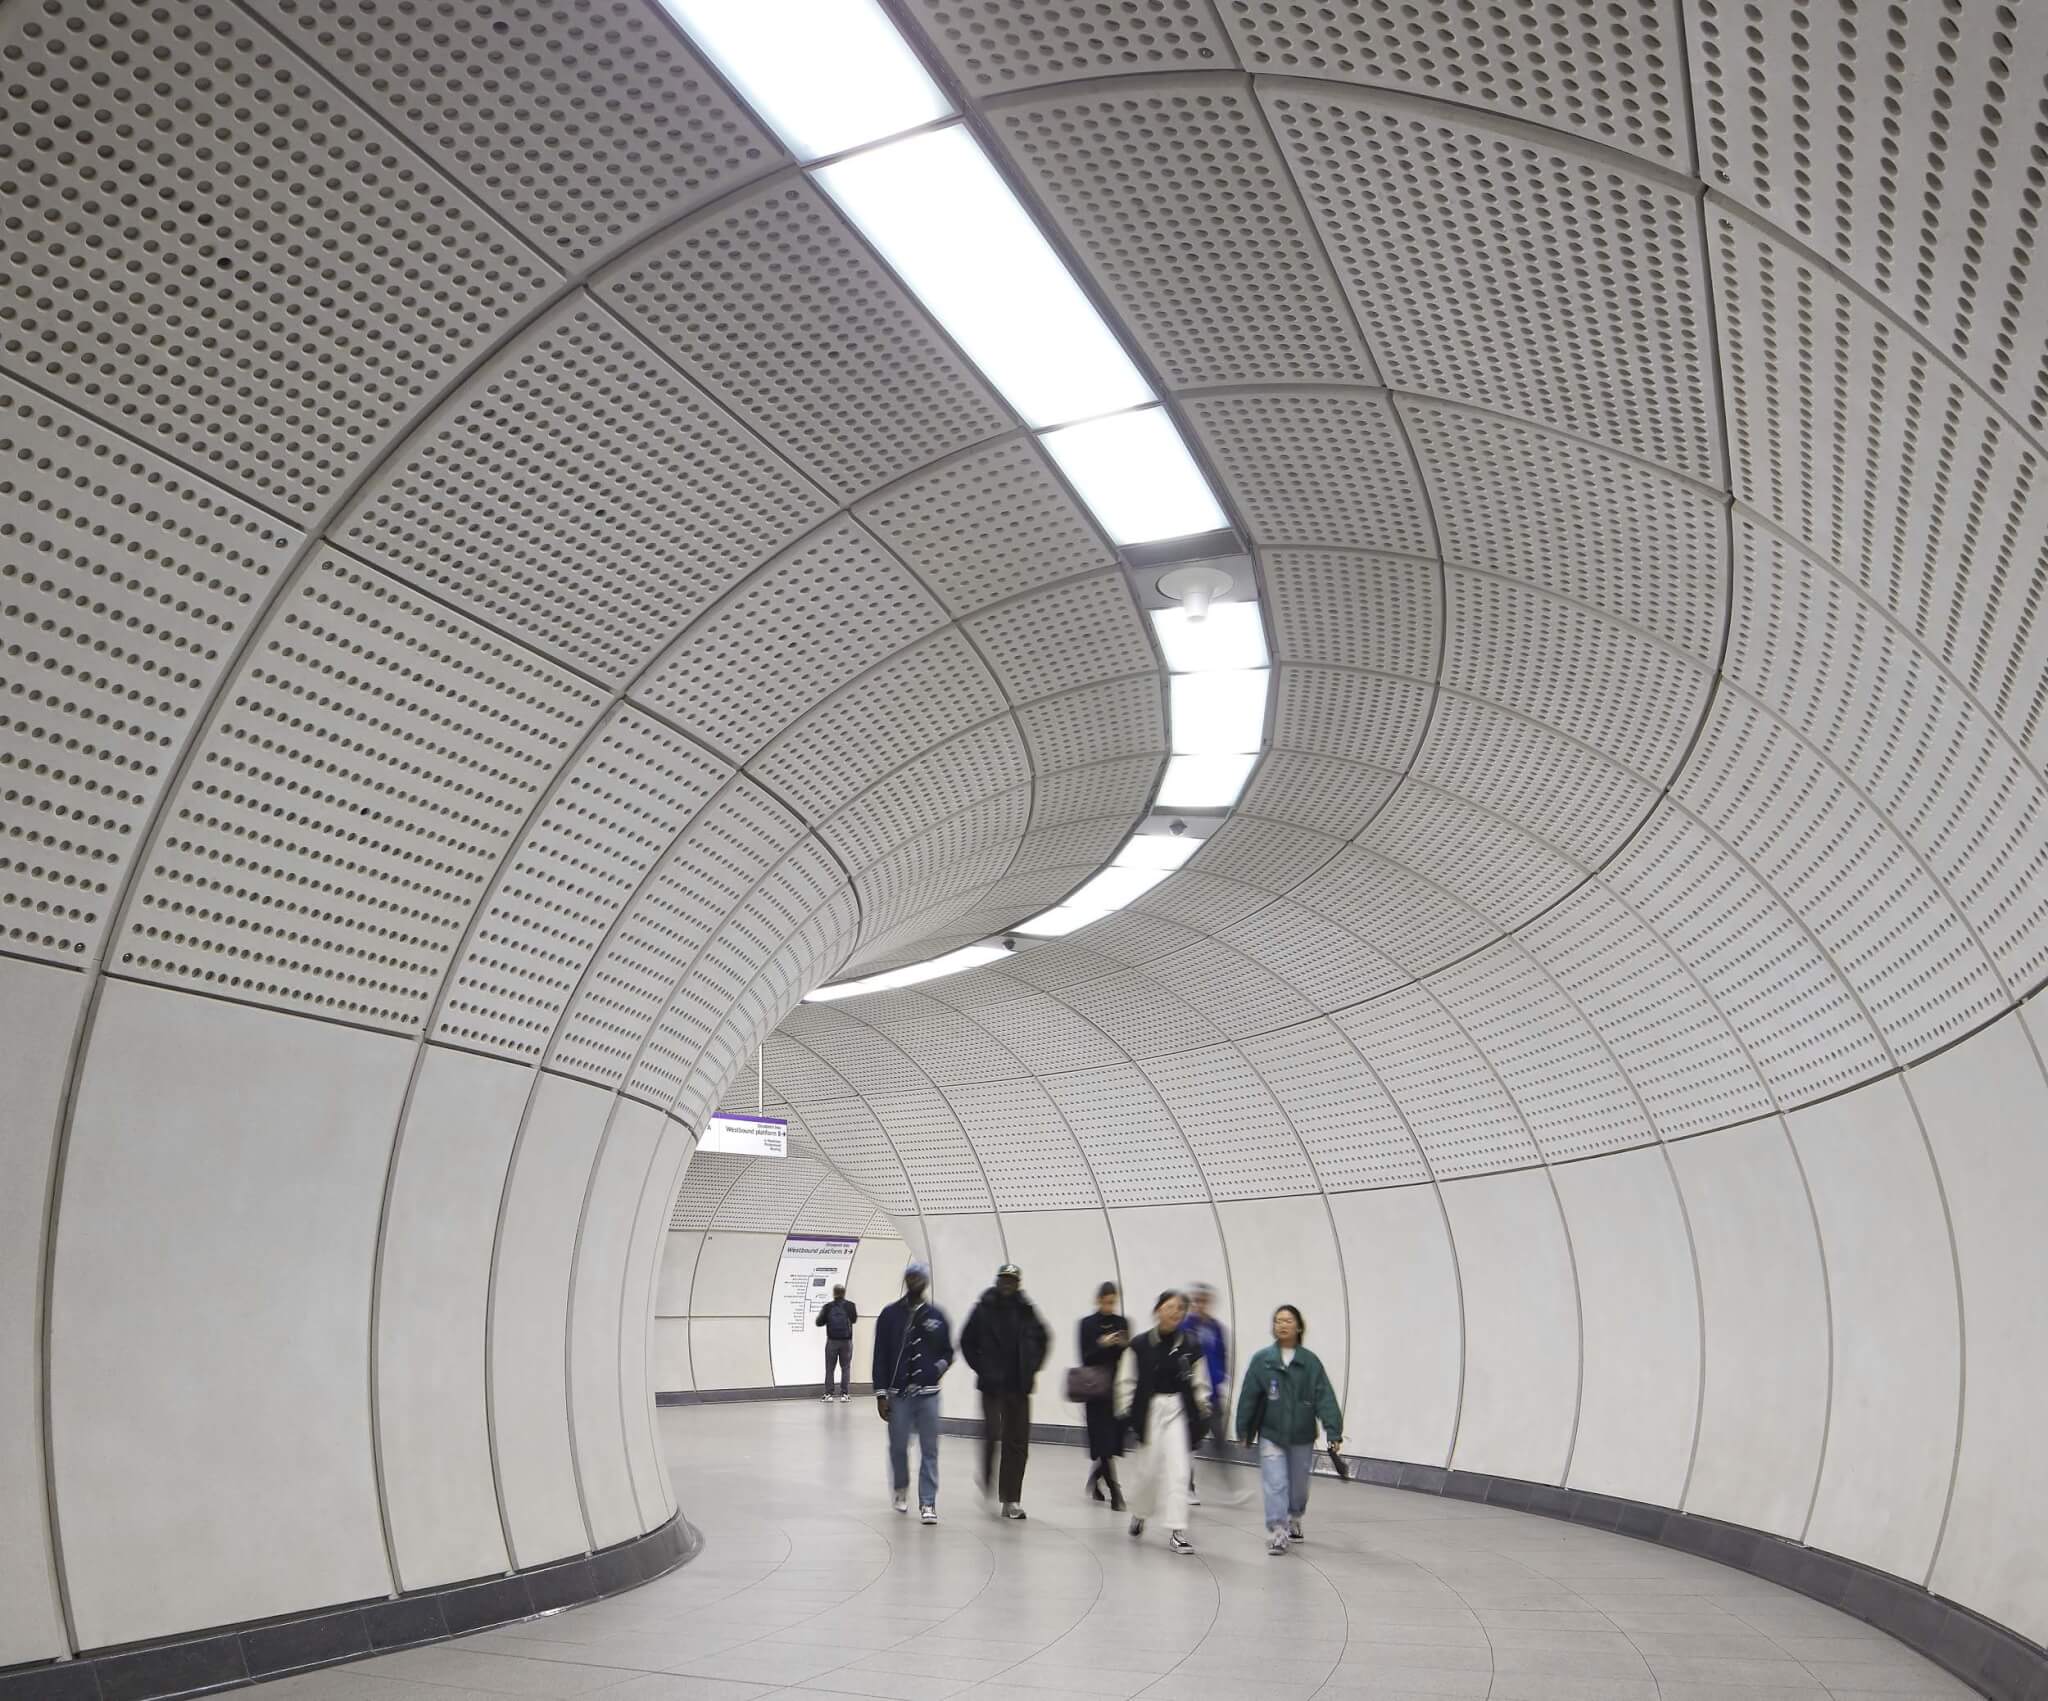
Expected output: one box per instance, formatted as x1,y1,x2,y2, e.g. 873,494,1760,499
661,0,1225,545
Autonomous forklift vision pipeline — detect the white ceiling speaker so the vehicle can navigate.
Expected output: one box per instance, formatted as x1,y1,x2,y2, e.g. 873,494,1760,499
1156,563,1235,622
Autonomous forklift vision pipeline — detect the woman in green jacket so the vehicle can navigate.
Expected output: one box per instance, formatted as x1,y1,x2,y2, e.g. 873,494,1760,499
1233,1305,1343,1555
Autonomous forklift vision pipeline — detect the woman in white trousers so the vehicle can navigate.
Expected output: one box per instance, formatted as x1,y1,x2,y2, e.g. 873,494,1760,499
1113,1290,1212,1554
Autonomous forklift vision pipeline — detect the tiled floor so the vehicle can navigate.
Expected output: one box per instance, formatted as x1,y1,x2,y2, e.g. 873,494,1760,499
266,1402,1978,1701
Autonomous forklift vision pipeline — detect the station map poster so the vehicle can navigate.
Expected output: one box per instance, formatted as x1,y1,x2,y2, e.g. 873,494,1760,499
771,1233,860,1386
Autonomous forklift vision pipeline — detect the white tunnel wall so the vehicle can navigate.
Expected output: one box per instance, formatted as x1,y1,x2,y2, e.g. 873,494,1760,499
0,961,87,1666
754,996,2048,1644
5,0,2048,1669
50,984,411,1647
375,1047,530,1591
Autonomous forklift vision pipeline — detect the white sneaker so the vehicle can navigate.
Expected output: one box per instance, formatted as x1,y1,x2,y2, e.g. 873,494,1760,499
1288,1517,1304,1541
1168,1530,1195,1555
1267,1530,1290,1556
920,1505,938,1525
822,1392,834,1401
893,1492,909,1514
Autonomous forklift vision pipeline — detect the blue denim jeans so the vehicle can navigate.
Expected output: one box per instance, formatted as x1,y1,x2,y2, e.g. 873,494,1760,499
887,1390,942,1507
1260,1438,1313,1532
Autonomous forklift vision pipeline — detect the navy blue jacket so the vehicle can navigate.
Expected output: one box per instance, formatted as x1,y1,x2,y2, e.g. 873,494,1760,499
872,1295,954,1393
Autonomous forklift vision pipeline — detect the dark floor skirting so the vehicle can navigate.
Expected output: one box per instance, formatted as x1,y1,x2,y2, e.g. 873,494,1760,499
936,1414,2048,1701
0,1515,701,1701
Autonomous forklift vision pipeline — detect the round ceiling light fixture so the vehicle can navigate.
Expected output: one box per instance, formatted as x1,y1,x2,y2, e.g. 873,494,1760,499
1156,563,1235,622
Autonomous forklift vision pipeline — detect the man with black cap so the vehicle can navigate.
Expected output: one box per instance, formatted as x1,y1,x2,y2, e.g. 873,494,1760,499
959,1262,1049,1520
872,1258,952,1523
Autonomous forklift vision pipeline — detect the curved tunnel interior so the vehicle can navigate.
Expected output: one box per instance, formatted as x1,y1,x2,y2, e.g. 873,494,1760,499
1,0,2046,1694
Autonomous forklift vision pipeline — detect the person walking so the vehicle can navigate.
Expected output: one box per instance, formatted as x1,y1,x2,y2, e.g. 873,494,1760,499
959,1261,1048,1520
1077,1282,1129,1509
873,1259,953,1524
1234,1304,1344,1556
1114,1290,1209,1554
814,1283,857,1401
1182,1281,1229,1502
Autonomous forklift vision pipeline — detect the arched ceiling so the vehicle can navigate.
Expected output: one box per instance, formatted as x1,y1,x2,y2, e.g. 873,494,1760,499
4,0,2046,1190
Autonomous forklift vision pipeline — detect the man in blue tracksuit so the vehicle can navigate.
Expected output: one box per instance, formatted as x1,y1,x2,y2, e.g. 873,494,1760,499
873,1259,953,1524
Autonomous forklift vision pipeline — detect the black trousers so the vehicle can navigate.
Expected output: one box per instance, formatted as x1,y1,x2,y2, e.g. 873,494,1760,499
981,1391,1030,1501
823,1337,851,1394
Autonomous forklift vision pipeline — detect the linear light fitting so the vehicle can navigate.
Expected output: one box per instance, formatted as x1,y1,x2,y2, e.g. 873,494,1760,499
1062,864,1172,912
1040,406,1229,545
1170,669,1269,756
1013,905,1105,938
804,942,1007,1001
662,0,952,162
1152,601,1269,672
818,126,1153,428
1113,834,1201,872
1156,750,1258,809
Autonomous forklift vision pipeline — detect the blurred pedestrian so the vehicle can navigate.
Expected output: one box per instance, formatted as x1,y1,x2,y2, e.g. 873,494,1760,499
1114,1290,1210,1554
1076,1281,1128,1509
960,1262,1049,1520
1182,1281,1230,1502
873,1259,953,1524
1235,1304,1343,1555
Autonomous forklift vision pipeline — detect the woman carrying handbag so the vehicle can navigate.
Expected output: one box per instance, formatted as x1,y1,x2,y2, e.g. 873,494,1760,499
1070,1281,1127,1508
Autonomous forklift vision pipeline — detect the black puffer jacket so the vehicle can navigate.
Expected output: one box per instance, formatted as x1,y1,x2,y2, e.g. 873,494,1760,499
960,1287,1050,1394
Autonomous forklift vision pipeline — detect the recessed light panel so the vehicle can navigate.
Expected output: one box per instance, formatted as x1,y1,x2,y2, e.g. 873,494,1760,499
820,126,1153,429
1041,407,1229,545
1156,751,1259,809
662,0,952,162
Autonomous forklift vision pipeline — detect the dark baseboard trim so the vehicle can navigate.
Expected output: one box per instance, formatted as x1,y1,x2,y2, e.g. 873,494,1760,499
929,1417,2046,1701
656,1382,872,1406
0,1514,701,1701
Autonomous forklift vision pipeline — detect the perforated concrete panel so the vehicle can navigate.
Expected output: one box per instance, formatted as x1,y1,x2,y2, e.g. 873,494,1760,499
1262,547,1439,678
636,519,947,763
343,301,831,685
1688,0,2048,433
905,0,1238,95
1221,0,1692,170
251,0,783,268
1405,397,1726,659
599,177,1010,500
1334,984,1542,1178
437,711,729,1059
855,437,1115,616
1186,390,1431,552
1135,1045,1318,1199
1267,86,1718,483
0,1,553,519
991,81,1374,390
115,553,604,1030
0,387,301,966
965,572,1156,705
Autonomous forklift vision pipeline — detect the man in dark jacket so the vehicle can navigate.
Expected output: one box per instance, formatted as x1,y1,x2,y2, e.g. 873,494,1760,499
873,1260,952,1523
814,1284,857,1401
959,1262,1049,1520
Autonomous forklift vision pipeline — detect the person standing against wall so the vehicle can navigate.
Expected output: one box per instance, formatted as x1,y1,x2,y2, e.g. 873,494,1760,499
959,1262,1049,1520
873,1260,952,1524
814,1283,857,1401
1235,1304,1344,1556
1114,1290,1210,1554
1077,1281,1128,1509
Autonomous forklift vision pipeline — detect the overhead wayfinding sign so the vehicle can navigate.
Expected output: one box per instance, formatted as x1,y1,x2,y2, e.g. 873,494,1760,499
699,1111,787,1157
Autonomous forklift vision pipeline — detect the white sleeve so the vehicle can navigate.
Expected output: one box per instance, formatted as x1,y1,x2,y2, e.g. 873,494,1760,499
1113,1341,1137,1419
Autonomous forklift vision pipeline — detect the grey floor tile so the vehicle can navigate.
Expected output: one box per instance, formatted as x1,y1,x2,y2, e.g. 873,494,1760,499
374,1409,1982,1701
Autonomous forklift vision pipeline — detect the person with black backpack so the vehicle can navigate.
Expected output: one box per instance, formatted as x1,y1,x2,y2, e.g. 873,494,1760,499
813,1283,857,1401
